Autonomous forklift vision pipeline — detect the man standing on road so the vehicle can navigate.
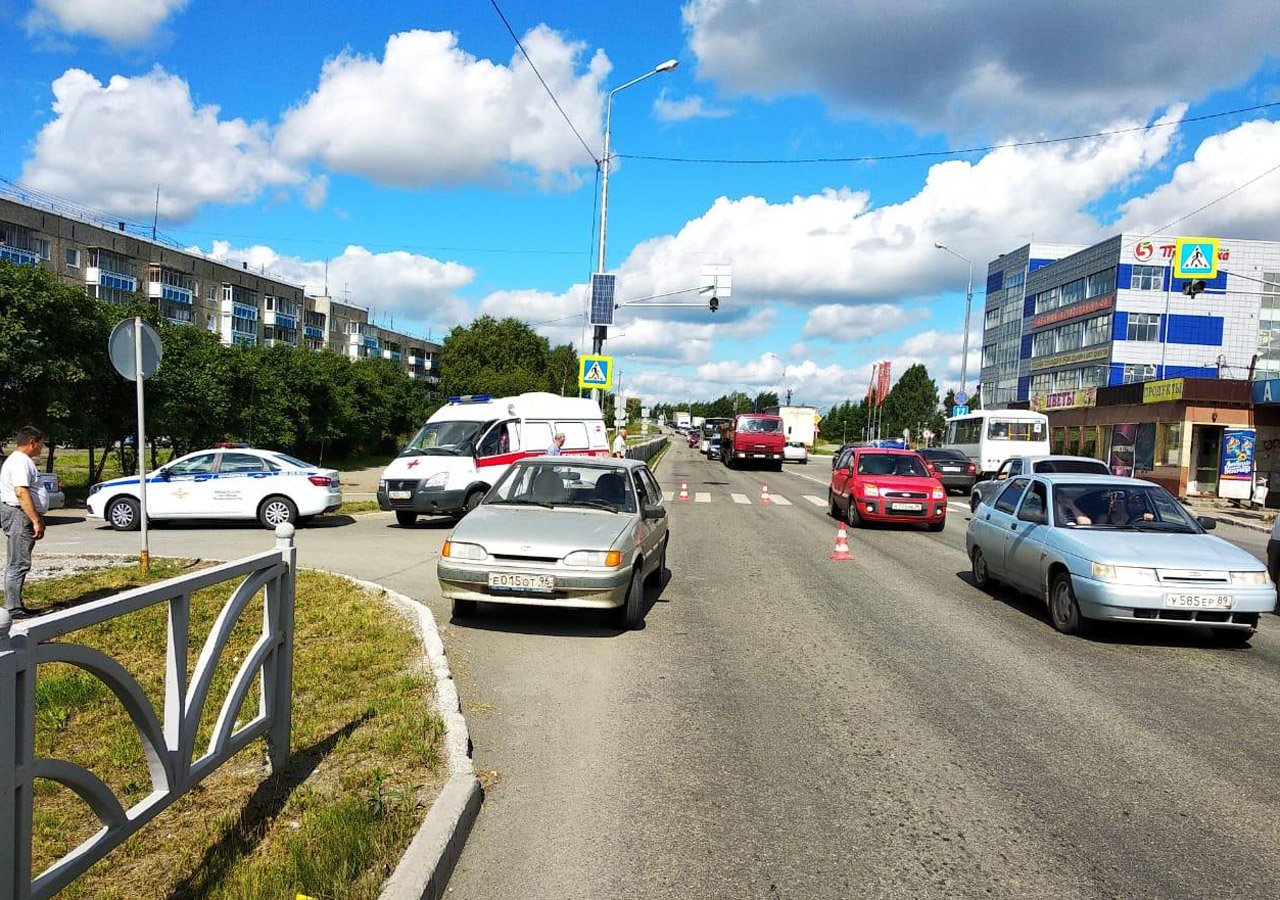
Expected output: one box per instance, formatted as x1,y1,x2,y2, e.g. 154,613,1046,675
2,426,48,618
612,427,628,458
545,432,566,456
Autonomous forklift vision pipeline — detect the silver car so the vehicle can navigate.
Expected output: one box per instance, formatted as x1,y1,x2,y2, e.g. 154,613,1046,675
966,474,1275,644
437,457,670,629
969,455,1110,511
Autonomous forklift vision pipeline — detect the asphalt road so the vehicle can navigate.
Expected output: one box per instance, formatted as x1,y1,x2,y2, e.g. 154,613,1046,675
30,446,1280,899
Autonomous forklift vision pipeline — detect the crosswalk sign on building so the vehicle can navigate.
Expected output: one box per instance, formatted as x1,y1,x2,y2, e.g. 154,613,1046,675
578,354,613,390
1174,237,1219,280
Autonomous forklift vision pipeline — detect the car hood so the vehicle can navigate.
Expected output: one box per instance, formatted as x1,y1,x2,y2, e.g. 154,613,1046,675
449,505,632,556
1055,530,1263,570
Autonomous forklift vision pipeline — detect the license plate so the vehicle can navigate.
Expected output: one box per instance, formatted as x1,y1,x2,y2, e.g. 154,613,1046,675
489,573,554,592
941,466,962,472
1164,593,1233,609
753,453,767,458
388,490,411,500
890,502,923,511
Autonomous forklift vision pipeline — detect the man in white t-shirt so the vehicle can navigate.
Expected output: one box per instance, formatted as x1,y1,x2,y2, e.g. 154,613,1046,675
612,427,628,458
1,426,48,617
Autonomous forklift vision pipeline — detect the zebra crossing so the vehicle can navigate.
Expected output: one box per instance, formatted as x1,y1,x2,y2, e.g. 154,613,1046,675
663,488,824,507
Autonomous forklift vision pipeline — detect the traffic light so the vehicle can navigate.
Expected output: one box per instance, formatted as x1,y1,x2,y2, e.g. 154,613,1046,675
709,295,720,312
1182,279,1206,297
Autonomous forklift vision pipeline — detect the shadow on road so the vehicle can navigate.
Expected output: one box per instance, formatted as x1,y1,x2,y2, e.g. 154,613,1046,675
92,515,357,531
44,514,87,526
392,518,456,530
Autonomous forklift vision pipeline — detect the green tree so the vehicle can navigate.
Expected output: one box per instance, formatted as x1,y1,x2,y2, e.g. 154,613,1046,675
881,364,943,444
150,324,237,459
545,343,580,396
754,390,779,411
440,316,552,397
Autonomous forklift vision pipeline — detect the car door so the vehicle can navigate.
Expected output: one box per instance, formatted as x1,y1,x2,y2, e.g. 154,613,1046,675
1004,479,1051,594
973,477,1031,577
628,468,659,572
831,449,856,510
150,451,219,517
212,452,278,518
638,466,668,563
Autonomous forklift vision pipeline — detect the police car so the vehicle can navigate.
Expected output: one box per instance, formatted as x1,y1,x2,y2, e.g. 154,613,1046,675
86,447,342,530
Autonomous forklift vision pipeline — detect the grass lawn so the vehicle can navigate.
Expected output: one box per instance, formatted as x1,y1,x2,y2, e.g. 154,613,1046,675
22,562,445,900
331,500,382,514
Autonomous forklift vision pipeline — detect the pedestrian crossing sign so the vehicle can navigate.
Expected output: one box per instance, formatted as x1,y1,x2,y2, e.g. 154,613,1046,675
1174,237,1218,280
578,354,613,390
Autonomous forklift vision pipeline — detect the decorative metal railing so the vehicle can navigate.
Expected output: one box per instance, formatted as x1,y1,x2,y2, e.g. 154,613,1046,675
0,527,297,900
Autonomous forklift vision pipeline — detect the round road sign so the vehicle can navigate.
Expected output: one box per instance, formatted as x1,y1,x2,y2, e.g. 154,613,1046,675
109,319,163,381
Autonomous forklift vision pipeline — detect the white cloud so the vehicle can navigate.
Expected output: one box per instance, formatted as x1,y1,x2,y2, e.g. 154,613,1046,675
277,27,608,188
802,303,915,340
27,0,188,45
653,91,730,122
683,0,1280,134
1114,118,1280,239
20,68,305,221
198,241,475,337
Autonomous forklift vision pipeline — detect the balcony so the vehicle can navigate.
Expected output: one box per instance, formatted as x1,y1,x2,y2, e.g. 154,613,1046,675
0,245,40,267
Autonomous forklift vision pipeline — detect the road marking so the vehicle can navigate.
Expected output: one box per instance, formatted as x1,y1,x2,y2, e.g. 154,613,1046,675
948,502,971,514
695,492,711,503
803,495,826,507
731,493,750,504
663,490,675,501
769,495,792,506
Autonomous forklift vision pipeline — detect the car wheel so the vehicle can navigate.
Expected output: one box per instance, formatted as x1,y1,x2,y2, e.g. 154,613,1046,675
396,511,418,527
106,496,141,532
828,490,839,518
845,497,861,528
461,490,484,516
1049,572,1089,636
970,493,982,512
452,598,478,618
1211,627,1255,647
258,496,298,529
928,518,946,533
612,566,645,630
970,546,992,589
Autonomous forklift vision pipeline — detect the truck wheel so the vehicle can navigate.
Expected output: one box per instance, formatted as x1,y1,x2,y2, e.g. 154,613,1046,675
396,511,418,527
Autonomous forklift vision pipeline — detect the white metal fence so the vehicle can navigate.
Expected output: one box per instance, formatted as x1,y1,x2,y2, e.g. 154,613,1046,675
0,527,297,900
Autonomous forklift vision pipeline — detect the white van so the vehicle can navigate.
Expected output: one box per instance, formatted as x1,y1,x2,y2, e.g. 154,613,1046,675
378,392,609,525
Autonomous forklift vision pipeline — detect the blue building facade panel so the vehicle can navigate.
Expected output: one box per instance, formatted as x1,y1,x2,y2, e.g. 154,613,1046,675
986,270,1004,294
1020,334,1033,360
1112,311,1128,340
1027,258,1058,273
1160,314,1223,346
1016,375,1031,402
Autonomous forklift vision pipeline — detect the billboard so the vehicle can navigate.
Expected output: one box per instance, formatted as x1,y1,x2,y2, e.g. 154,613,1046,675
1109,423,1137,477
1220,428,1256,482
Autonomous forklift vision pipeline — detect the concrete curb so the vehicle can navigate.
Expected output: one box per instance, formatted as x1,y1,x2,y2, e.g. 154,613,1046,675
341,577,482,900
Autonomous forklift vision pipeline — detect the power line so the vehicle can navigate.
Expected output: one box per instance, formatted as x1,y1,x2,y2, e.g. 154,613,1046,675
486,0,599,166
615,100,1280,165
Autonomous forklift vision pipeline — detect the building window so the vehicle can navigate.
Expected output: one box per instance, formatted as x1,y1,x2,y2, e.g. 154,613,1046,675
1032,331,1056,358
65,248,80,268
1130,265,1164,291
1082,314,1111,347
1125,313,1159,342
1004,270,1025,290
1057,322,1083,353
1061,278,1086,306
1051,427,1067,454
1087,268,1116,298
1080,426,1098,460
1034,287,1060,314
1122,363,1157,384
1158,422,1183,467
1030,374,1052,394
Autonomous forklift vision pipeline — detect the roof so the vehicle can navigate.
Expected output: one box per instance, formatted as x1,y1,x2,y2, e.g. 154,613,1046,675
1030,474,1160,487
515,456,648,470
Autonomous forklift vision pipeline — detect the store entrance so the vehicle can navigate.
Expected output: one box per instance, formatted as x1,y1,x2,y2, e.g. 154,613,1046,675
1189,425,1223,496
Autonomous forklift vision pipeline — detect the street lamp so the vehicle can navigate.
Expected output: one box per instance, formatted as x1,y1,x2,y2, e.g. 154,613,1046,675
934,242,974,396
764,351,792,404
592,58,679,358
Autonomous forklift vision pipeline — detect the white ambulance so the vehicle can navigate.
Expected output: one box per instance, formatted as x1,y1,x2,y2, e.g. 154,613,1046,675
378,392,609,525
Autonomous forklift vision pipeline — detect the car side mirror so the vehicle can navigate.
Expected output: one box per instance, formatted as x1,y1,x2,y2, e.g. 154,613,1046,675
155,468,170,480
643,505,665,520
997,473,1008,481
1197,515,1217,531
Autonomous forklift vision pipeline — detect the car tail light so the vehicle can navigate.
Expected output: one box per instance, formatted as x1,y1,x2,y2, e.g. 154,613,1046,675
966,463,976,475
308,475,333,487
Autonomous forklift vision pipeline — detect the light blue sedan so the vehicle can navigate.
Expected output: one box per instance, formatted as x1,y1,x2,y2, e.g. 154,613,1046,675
966,474,1275,644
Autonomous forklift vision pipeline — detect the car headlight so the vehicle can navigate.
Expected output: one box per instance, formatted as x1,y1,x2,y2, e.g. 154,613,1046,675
425,472,449,489
563,550,623,568
441,541,486,561
378,479,387,490
932,488,945,500
1091,563,1158,584
88,483,102,496
1230,570,1271,586
862,483,880,497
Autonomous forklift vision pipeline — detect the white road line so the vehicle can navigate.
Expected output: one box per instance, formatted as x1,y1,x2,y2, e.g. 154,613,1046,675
731,493,751,504
695,492,712,503
948,502,972,514
803,495,826,507
768,495,792,506
663,490,674,502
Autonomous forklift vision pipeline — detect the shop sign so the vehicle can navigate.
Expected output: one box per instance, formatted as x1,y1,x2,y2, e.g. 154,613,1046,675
1110,423,1137,477
1250,378,1280,404
1030,387,1097,412
1220,428,1256,482
1029,345,1110,372
1142,378,1185,404
1031,293,1114,330
1130,239,1231,265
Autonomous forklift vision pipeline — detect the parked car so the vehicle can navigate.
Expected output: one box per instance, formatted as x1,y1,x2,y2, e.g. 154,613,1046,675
437,457,669,629
86,447,341,530
918,447,977,494
828,447,947,531
967,474,1273,643
970,455,1110,511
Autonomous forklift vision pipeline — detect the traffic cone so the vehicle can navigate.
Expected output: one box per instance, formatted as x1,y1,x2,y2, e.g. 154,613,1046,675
829,525,853,561
678,481,689,501
760,483,771,504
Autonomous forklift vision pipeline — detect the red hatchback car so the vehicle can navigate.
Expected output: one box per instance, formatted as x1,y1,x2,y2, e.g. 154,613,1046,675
828,447,947,531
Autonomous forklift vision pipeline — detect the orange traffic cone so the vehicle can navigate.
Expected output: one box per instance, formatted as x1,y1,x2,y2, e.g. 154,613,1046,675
678,481,690,501
829,525,853,561
760,483,771,504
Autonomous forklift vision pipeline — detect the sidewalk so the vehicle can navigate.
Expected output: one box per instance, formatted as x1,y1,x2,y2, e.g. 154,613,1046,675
1183,497,1277,535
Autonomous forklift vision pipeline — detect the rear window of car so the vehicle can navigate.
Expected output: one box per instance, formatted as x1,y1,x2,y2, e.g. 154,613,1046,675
921,449,966,460
1035,459,1109,474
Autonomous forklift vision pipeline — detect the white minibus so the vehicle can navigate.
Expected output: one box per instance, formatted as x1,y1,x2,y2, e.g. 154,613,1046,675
944,409,1049,476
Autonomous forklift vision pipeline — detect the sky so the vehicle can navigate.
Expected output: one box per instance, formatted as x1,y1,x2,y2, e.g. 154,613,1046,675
3,0,1280,410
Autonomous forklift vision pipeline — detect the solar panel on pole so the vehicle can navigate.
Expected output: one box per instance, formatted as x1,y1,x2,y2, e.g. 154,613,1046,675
590,274,616,326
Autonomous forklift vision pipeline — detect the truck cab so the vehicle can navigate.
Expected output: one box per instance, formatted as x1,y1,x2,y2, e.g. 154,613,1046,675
720,413,786,470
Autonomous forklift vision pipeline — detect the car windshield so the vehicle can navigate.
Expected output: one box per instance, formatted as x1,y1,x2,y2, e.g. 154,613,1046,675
487,462,637,513
739,417,781,433
857,453,929,477
1036,459,1109,474
403,420,485,455
1053,483,1197,531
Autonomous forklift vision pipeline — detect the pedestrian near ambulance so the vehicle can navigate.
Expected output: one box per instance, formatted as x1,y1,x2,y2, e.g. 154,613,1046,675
2,426,48,618
612,427,628,458
545,432,566,456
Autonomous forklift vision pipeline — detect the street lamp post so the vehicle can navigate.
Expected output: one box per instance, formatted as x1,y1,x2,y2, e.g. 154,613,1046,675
934,242,974,395
593,58,679,359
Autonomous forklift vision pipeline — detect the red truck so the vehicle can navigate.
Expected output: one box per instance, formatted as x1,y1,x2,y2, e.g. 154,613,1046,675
719,413,786,470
